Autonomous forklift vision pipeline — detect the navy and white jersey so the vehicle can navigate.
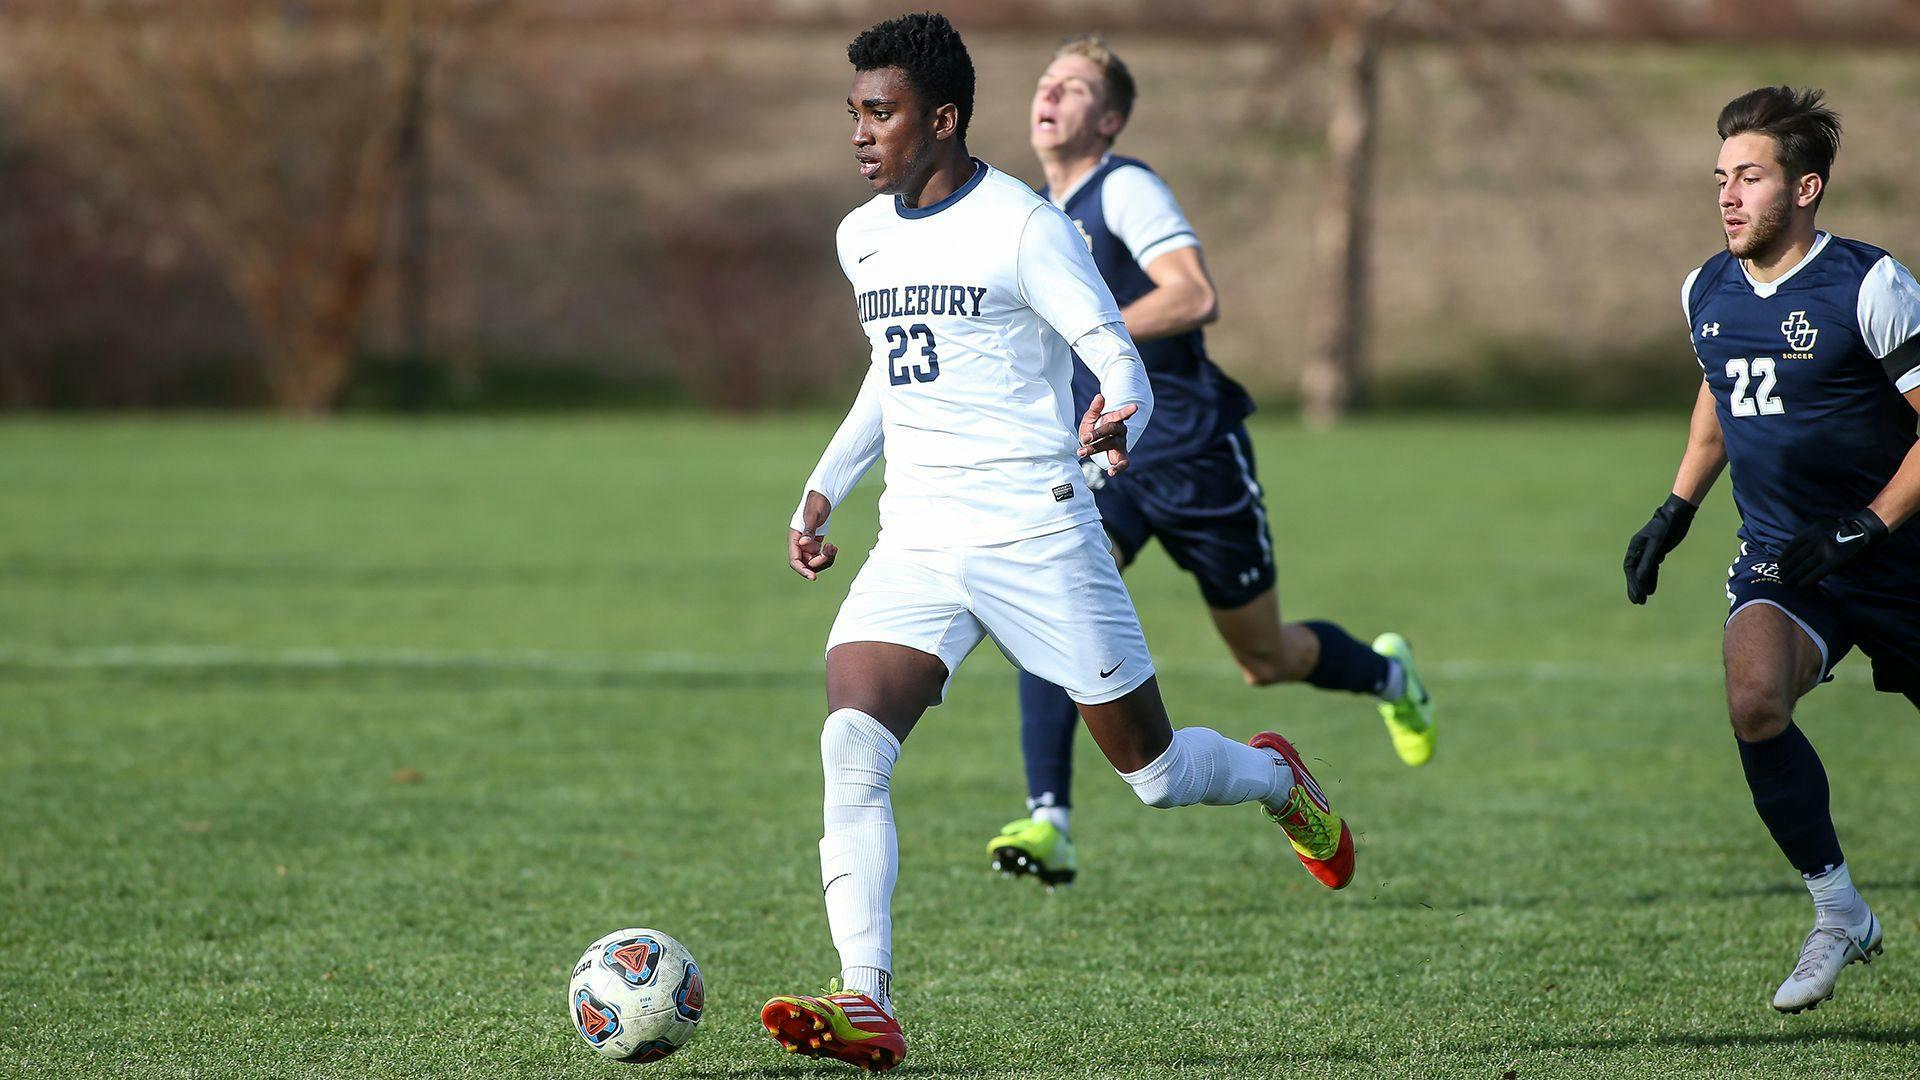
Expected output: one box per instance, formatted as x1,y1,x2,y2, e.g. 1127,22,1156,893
1044,154,1254,469
1684,232,1920,583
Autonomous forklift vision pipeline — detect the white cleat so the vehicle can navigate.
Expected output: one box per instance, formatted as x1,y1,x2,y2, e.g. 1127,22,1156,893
1771,913,1883,1013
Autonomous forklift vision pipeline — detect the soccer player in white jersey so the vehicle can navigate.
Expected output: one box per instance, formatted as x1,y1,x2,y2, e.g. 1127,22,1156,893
986,35,1435,890
758,14,1359,1071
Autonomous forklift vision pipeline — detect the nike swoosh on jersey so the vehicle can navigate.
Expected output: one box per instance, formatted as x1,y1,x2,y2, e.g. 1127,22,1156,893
858,250,880,263
1100,660,1124,678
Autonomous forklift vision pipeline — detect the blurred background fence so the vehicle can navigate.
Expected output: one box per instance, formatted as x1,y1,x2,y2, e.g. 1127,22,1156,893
2,0,1917,416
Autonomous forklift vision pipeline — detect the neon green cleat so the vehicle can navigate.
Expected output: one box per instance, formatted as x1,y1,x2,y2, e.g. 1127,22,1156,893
1372,633,1435,766
987,818,1077,887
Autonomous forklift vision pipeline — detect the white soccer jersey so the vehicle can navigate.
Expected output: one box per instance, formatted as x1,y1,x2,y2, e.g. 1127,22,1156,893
800,159,1151,548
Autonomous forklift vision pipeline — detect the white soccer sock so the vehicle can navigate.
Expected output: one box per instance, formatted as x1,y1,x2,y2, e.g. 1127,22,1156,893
819,708,900,1015
1806,861,1872,933
1376,658,1407,702
1118,727,1293,810
841,966,893,1016
1031,804,1070,834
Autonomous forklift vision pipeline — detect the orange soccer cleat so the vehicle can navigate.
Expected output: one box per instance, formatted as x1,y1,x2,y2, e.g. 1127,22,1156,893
760,982,906,1072
1249,731,1356,889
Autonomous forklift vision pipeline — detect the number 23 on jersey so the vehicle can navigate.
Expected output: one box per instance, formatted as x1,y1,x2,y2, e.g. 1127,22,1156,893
886,324,939,385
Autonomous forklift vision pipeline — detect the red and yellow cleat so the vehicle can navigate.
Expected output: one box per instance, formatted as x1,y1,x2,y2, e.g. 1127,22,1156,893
760,984,905,1072
1249,731,1356,890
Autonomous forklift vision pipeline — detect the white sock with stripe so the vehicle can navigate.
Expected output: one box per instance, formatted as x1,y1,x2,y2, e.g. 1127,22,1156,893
1117,727,1294,810
838,967,893,1019
818,708,899,1016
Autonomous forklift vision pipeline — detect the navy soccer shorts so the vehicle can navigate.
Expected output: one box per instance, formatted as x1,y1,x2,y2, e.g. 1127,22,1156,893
1726,545,1920,697
1088,424,1276,610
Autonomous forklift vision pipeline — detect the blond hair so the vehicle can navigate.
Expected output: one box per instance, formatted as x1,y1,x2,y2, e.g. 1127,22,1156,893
1053,34,1136,123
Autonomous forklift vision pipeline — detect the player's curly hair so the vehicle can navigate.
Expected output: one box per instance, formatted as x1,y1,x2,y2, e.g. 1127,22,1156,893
1717,86,1842,206
847,12,975,141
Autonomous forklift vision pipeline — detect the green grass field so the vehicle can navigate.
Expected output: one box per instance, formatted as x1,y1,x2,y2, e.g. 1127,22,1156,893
3,416,1918,1079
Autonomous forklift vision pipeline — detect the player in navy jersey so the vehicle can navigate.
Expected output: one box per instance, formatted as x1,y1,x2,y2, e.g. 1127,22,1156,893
1624,86,1920,1014
985,35,1435,887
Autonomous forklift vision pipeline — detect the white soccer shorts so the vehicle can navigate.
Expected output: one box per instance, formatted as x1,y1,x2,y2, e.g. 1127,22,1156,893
826,519,1157,705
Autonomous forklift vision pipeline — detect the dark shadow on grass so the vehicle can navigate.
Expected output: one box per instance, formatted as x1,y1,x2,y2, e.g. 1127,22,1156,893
673,1065,1017,1079
674,1046,1381,1078
1363,879,1920,914
1532,1026,1920,1053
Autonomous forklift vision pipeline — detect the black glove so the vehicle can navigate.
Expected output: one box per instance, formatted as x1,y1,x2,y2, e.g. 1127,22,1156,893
1624,493,1698,604
1778,509,1889,588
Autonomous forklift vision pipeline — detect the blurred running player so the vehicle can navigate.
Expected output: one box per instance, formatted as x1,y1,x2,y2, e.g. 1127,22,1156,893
758,14,1359,1071
987,35,1434,888
1624,86,1920,1014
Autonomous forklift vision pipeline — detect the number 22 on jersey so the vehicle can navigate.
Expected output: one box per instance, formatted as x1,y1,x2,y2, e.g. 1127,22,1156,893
886,324,940,385
1726,356,1785,417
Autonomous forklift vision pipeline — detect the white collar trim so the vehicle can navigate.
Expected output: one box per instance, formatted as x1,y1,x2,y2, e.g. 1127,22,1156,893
1743,231,1830,297
1050,152,1113,208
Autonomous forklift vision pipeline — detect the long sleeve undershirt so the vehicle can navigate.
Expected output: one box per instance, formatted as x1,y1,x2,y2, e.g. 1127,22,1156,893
1072,320,1153,452
791,363,885,536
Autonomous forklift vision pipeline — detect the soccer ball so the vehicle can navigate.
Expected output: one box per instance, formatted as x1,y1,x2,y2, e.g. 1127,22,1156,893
568,928,705,1063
